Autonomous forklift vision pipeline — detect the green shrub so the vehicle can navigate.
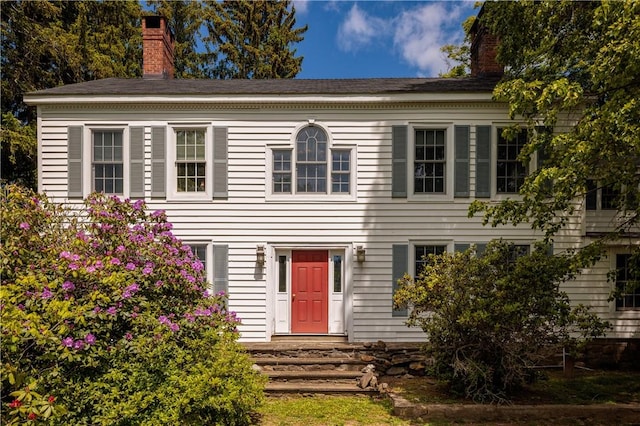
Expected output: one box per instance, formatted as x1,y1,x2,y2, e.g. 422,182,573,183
393,240,609,403
1,185,264,425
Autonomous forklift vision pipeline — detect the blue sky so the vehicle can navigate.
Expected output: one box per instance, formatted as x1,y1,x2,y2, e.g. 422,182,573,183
291,1,478,79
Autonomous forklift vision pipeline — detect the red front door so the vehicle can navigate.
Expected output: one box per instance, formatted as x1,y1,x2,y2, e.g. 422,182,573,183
291,250,328,333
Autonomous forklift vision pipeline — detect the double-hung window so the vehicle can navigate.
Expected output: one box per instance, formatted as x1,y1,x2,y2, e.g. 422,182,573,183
414,129,446,194
415,244,447,276
175,129,206,193
496,129,527,194
92,130,124,194
269,125,355,199
615,253,640,311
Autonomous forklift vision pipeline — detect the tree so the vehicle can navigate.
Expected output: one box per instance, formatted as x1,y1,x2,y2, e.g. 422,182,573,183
469,0,640,260
1,186,264,424
393,241,609,403
146,0,209,78
1,0,143,189
202,0,307,79
439,15,476,78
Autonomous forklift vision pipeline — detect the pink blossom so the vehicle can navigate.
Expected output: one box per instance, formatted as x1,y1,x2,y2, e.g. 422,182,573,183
169,323,180,332
131,312,138,319
94,260,103,269
125,332,133,340
41,287,53,299
93,306,102,314
155,280,163,288
84,333,96,345
68,263,79,270
111,258,121,266
62,281,75,292
133,199,144,211
142,266,153,275
62,337,74,348
158,315,169,325
125,262,136,271
59,251,71,259
19,222,30,230
116,245,126,253
106,306,117,315
86,266,96,273
73,340,85,350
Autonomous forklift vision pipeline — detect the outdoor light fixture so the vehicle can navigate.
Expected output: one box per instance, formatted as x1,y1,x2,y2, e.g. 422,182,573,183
256,245,265,266
356,246,366,263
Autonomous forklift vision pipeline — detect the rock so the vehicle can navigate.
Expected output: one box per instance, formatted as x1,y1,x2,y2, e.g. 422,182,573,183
361,364,376,373
358,370,375,389
386,366,407,376
360,354,375,362
377,382,389,393
251,364,262,372
375,340,387,350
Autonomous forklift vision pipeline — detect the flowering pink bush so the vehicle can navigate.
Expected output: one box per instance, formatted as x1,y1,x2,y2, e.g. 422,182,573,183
1,185,264,425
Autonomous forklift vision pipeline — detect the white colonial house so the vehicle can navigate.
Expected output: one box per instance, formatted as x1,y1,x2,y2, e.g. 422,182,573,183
24,16,639,344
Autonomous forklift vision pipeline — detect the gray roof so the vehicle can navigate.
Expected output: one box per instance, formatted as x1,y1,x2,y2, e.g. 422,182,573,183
26,76,499,97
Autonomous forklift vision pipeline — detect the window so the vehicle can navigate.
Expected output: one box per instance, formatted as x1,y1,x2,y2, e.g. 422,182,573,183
414,129,446,194
189,244,207,270
509,244,530,263
586,181,621,211
268,125,355,198
496,129,527,193
92,130,124,194
278,255,287,293
333,255,343,293
175,129,206,193
415,245,446,276
615,254,640,311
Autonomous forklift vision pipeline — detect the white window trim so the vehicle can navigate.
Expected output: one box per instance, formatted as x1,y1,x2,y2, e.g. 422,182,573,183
167,124,213,201
82,125,129,198
266,122,357,202
410,241,453,276
408,123,454,202
491,125,533,200
609,247,640,315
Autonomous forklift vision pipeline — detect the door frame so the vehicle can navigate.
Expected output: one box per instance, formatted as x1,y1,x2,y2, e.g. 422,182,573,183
265,243,354,341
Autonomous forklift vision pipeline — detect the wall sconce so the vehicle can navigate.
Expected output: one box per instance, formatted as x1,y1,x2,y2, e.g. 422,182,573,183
256,245,265,266
356,246,366,263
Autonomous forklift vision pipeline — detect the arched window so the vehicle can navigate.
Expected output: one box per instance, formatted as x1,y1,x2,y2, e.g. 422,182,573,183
269,125,354,197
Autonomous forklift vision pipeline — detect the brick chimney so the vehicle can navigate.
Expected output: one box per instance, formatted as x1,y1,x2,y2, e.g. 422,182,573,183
469,8,502,78
142,16,175,79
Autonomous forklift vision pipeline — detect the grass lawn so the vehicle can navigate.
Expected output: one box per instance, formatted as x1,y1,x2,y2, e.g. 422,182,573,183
383,369,640,405
258,394,411,426
256,370,640,425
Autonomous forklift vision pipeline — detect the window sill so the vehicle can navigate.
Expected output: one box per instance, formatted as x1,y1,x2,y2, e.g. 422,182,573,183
266,194,357,203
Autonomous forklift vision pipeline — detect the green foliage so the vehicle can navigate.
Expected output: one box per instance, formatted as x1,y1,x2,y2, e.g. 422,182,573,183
1,185,264,425
470,1,640,252
393,240,609,403
439,14,477,78
202,0,307,79
0,113,37,189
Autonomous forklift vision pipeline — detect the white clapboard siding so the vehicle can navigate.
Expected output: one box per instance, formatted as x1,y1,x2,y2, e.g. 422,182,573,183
35,101,639,342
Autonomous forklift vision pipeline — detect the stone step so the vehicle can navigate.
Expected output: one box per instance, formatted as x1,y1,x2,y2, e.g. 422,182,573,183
265,382,377,394
252,357,365,366
265,370,363,380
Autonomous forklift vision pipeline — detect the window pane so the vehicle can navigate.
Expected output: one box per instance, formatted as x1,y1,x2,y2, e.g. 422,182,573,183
92,131,124,194
278,256,287,292
414,129,446,194
497,129,527,193
616,253,640,310
333,255,342,293
415,245,446,275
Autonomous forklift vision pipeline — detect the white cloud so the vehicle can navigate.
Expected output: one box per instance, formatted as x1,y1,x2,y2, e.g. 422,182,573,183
336,4,389,52
292,0,310,15
393,3,467,76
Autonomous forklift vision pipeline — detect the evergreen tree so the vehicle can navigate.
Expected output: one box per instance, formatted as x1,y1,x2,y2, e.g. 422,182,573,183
202,0,307,79
1,0,142,188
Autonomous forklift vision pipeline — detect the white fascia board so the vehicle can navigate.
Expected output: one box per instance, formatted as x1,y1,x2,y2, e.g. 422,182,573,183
24,92,494,106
